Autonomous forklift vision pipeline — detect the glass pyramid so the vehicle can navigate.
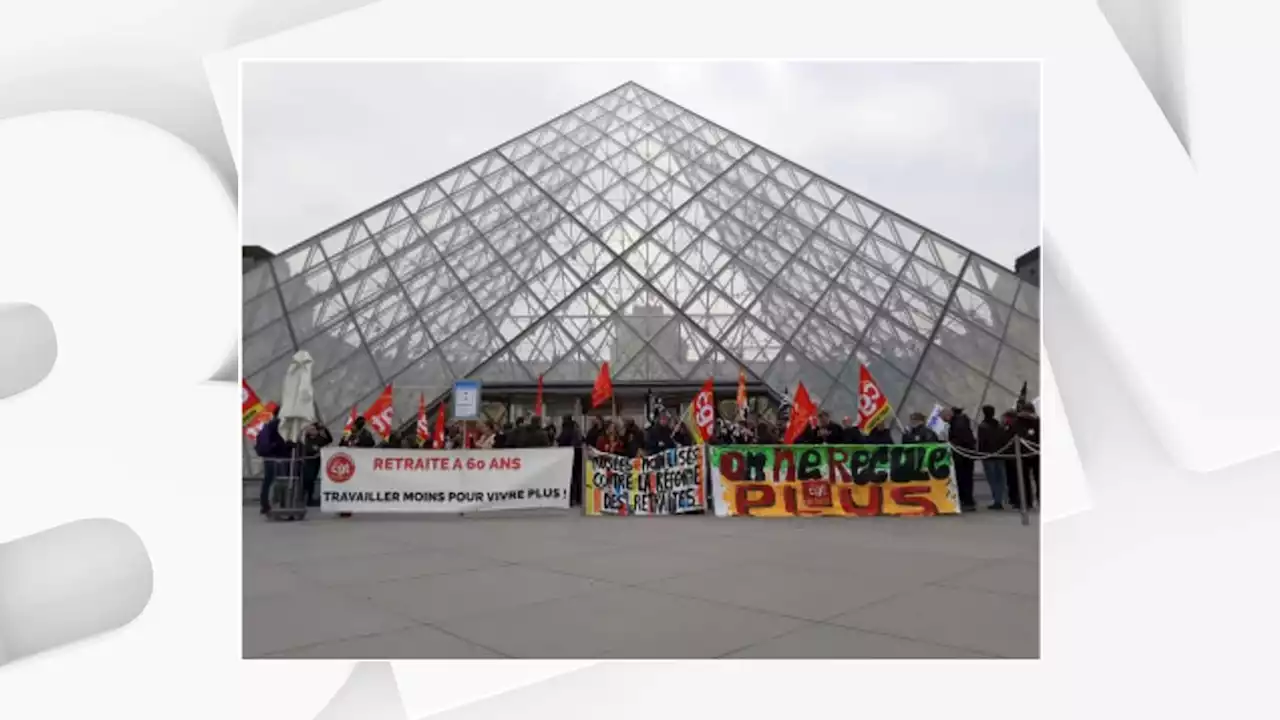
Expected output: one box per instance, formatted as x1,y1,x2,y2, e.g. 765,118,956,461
243,81,1040,440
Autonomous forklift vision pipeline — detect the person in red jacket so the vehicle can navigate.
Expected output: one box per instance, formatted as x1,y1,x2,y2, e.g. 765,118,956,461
596,422,625,454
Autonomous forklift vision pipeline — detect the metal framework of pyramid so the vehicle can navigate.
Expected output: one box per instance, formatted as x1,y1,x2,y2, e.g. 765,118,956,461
242,81,1040,439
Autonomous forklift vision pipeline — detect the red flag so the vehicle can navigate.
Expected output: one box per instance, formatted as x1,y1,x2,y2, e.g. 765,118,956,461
591,362,613,409
416,394,429,446
782,382,818,444
683,377,716,445
241,380,274,441
364,385,394,441
342,406,357,439
433,404,447,449
735,369,747,420
241,380,265,426
856,365,892,432
534,374,544,418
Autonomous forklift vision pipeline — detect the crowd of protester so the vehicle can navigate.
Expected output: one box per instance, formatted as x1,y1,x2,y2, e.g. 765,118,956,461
253,398,1039,516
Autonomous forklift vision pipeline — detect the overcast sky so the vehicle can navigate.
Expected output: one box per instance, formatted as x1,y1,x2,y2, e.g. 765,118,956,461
242,61,1038,268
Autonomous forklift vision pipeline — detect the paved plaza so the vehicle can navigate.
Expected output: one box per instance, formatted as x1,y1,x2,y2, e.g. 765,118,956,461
243,497,1038,659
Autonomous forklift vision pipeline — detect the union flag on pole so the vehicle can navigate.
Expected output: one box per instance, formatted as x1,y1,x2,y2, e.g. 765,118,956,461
416,394,429,447
782,382,818,445
242,380,264,426
735,369,747,420
534,374,544,417
683,377,716,445
433,403,447,449
591,362,613,409
342,406,357,439
364,385,394,441
241,380,274,441
856,364,892,432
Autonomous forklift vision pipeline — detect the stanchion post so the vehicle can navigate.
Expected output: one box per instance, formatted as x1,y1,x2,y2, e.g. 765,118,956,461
1015,436,1029,526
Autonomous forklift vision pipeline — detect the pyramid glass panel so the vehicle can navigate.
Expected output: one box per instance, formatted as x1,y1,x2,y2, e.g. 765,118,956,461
243,81,1039,438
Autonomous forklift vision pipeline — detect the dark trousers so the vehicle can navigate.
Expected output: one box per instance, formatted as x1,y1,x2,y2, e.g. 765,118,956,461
1005,457,1021,506
569,447,583,507
259,459,278,512
954,455,976,508
1007,455,1040,507
303,458,321,507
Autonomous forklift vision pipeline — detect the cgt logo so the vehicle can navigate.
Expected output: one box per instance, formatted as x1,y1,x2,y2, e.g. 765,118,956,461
325,452,356,484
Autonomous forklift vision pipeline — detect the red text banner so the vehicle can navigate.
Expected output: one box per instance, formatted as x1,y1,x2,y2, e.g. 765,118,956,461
319,447,573,513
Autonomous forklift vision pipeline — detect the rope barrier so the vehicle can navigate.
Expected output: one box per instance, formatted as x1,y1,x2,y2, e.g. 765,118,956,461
945,434,1039,461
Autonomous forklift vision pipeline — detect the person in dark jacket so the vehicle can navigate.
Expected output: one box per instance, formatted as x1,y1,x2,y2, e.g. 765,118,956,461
584,416,604,449
1016,405,1040,508
645,414,676,454
622,418,644,457
301,421,334,507
524,417,551,448
256,409,291,515
812,411,845,444
1005,406,1040,509
347,417,378,448
901,412,940,444
557,416,584,506
755,420,778,445
841,416,866,444
494,422,509,449
865,419,896,445
977,405,1009,509
942,407,977,512
557,416,582,447
672,420,692,446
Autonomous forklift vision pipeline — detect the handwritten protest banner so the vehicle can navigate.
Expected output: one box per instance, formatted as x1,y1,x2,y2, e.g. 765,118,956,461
584,446,707,516
709,444,960,517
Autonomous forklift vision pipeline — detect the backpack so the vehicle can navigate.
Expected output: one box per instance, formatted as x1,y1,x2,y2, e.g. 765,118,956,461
255,419,277,457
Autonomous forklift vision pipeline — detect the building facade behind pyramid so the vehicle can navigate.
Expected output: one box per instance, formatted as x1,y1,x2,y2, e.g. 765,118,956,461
242,81,1040,441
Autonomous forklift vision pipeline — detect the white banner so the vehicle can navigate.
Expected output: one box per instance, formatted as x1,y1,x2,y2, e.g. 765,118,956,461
319,447,573,513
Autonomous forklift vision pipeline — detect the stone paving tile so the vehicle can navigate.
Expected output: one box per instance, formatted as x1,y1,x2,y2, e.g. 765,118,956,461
242,587,417,657
269,624,503,659
934,558,1039,598
284,548,506,587
524,545,740,584
827,584,1039,658
641,561,918,621
243,562,315,600
357,564,619,624
457,535,624,564
243,526,413,565
726,622,990,658
435,585,807,658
